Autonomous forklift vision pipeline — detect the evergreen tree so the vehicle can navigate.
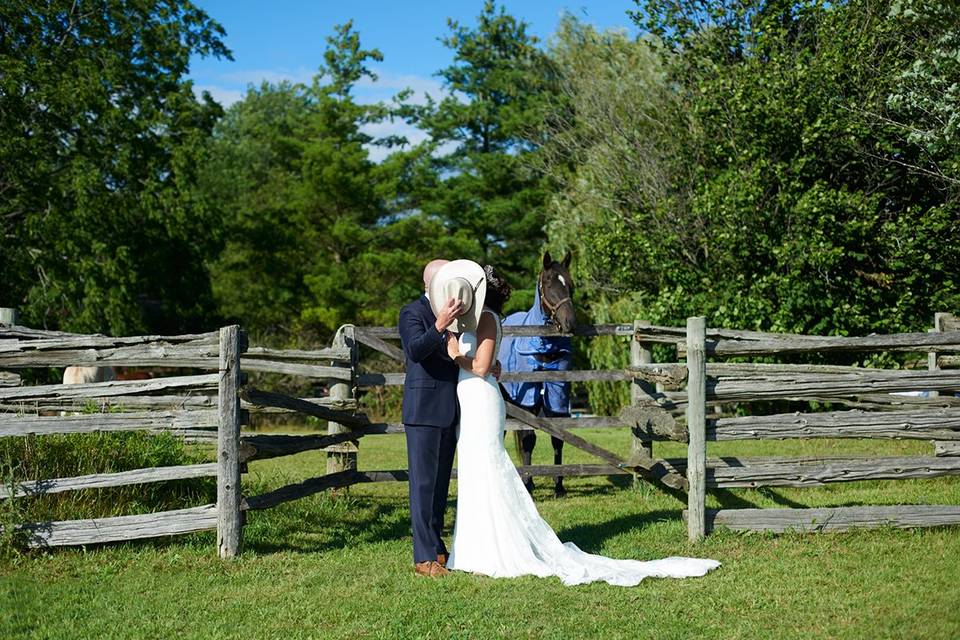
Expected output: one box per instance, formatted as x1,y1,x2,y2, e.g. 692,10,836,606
406,1,560,305
202,23,475,342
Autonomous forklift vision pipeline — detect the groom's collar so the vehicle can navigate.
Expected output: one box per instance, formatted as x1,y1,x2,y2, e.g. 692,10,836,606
419,294,434,317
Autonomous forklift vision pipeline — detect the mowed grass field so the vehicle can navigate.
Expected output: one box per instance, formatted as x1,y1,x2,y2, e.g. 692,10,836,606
3,427,960,640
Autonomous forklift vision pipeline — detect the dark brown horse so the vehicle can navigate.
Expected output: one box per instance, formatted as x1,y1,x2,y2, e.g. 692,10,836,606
499,252,576,497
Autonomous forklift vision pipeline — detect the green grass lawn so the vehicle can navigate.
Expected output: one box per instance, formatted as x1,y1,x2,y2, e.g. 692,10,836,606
3,428,959,639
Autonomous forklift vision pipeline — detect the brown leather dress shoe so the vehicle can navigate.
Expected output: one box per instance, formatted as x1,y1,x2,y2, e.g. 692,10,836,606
437,553,448,567
414,560,450,577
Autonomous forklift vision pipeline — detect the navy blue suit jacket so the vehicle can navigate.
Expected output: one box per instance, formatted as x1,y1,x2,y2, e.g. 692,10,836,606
399,295,459,427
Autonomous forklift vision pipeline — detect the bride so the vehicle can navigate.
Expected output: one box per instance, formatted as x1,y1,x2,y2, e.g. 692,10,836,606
436,260,720,586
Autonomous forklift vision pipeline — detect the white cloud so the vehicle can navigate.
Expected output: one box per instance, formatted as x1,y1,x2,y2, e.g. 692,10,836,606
361,118,460,163
360,119,429,163
193,66,460,162
194,66,447,111
211,67,443,101
193,84,244,108
361,119,429,141
355,70,446,106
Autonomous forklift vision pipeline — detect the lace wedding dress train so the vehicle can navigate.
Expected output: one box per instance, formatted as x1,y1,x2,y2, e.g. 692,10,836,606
447,311,720,586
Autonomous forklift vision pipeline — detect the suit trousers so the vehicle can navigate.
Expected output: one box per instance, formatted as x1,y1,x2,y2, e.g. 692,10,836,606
405,421,457,563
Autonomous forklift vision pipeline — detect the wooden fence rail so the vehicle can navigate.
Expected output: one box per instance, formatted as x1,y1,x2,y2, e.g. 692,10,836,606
698,505,960,533
632,324,960,357
14,505,218,548
0,326,350,377
0,463,218,499
355,325,635,340
0,374,219,402
710,408,960,441
0,394,355,414
0,409,219,437
358,322,960,356
669,454,960,488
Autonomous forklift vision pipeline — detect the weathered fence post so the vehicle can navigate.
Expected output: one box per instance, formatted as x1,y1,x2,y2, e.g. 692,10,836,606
327,325,358,475
926,313,945,398
630,320,655,487
217,325,244,558
0,308,22,388
686,316,707,542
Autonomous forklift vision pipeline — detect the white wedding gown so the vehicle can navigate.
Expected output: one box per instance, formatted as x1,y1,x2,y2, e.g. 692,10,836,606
447,309,720,586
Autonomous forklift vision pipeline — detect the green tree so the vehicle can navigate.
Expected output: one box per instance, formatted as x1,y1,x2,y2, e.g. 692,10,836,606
0,0,230,334
542,2,960,336
199,82,316,336
638,0,960,334
882,0,960,184
202,23,475,343
535,17,688,412
405,1,559,305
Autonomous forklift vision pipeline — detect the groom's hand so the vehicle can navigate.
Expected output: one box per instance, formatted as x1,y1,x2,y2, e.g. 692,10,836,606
492,360,502,381
435,297,465,331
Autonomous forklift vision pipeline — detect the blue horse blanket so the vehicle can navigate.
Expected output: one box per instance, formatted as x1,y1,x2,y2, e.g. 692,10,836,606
498,288,572,414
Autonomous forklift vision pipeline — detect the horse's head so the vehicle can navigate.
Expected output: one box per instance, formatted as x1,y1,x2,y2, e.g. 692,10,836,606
539,251,576,333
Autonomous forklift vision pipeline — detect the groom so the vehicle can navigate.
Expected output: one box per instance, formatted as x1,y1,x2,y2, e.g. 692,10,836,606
399,259,463,578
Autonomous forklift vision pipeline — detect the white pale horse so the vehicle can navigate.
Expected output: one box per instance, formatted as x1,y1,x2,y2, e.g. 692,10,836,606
62,366,116,384
61,366,116,415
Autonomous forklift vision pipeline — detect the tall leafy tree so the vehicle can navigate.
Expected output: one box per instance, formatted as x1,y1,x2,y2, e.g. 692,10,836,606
199,82,315,337
0,0,230,333
202,23,475,343
406,1,559,303
635,0,960,334
542,2,960,337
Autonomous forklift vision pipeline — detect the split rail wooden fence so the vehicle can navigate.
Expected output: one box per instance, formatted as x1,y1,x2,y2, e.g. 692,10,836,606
3,305,959,555
0,312,352,556
345,317,960,539
659,314,960,539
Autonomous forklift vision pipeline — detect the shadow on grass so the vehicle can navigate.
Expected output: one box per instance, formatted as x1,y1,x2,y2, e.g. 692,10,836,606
754,487,809,509
244,497,412,555
706,486,937,516
711,488,759,509
527,474,635,501
555,509,683,553
242,474,659,556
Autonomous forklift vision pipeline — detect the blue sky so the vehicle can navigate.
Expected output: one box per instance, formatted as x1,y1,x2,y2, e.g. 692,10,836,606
188,1,641,159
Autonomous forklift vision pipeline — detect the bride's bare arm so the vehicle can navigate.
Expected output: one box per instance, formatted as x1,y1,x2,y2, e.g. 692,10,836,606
447,312,497,377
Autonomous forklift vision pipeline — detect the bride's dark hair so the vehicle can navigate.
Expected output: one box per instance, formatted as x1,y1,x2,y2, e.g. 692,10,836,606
483,264,512,314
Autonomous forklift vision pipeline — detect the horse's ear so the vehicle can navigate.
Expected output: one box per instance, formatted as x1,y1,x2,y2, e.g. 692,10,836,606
561,251,572,269
543,252,553,269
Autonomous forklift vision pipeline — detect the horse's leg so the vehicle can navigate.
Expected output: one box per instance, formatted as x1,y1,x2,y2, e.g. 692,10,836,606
506,397,537,494
520,428,536,493
549,436,565,497
544,407,569,498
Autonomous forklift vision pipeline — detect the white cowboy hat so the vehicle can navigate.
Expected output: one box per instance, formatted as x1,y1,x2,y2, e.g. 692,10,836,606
428,259,486,333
